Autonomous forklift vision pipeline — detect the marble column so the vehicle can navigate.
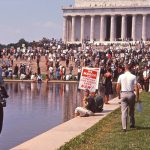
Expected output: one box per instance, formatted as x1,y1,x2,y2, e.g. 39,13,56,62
71,16,75,42
110,15,116,41
142,14,147,41
132,15,136,41
99,16,101,41
80,16,85,43
90,15,95,42
100,15,106,41
121,15,127,41
68,18,72,42
63,16,67,43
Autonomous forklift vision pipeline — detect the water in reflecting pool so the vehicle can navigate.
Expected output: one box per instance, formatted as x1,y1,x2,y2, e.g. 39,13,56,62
0,82,116,150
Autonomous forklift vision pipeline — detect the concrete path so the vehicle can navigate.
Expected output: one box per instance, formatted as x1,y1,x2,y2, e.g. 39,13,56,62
11,97,120,150
4,79,78,83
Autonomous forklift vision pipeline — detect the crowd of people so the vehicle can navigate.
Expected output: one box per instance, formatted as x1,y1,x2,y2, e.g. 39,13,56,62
0,37,150,133
0,38,150,91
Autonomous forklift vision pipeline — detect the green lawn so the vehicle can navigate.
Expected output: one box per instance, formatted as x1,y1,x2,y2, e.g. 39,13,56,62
59,92,150,150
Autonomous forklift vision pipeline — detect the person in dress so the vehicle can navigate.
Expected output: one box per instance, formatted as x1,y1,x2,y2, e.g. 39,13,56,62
104,67,113,104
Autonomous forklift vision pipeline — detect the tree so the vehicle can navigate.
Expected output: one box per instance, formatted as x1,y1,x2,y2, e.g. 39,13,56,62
16,38,29,48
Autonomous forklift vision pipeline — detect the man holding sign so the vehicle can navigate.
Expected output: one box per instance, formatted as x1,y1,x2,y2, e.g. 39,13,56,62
75,89,95,117
75,67,101,117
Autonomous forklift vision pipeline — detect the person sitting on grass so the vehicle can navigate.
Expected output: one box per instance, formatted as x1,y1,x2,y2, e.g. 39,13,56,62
75,89,95,117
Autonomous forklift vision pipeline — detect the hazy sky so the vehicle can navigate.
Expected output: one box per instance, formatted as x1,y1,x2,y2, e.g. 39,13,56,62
0,0,74,44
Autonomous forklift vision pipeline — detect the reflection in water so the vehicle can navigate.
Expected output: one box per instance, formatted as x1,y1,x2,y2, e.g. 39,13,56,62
0,82,84,150
0,82,116,150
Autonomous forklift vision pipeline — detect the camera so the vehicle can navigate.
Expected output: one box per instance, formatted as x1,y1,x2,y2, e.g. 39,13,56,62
0,99,6,107
0,86,9,107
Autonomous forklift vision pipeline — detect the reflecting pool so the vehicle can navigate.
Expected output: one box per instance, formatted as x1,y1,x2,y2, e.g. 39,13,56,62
0,82,116,150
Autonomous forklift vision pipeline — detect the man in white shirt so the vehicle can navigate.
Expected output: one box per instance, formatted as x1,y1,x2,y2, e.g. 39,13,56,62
143,66,149,92
116,63,139,132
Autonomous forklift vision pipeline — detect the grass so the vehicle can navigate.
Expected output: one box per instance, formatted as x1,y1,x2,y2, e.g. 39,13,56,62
59,92,150,150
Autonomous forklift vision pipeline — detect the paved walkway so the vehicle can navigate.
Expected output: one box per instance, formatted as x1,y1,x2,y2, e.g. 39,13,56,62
4,79,78,83
11,97,120,150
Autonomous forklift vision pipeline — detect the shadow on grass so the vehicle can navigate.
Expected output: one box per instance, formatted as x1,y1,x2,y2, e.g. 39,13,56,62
124,126,150,132
135,126,150,130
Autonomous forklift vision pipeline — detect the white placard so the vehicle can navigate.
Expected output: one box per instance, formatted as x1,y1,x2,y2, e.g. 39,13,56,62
78,67,100,92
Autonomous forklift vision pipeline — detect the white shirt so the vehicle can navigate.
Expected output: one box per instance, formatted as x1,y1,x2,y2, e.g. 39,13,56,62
66,74,71,81
78,68,81,73
49,67,53,73
117,71,137,92
31,74,35,80
143,70,149,78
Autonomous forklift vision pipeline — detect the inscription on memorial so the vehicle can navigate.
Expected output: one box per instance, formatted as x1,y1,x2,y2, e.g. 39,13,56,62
75,0,150,7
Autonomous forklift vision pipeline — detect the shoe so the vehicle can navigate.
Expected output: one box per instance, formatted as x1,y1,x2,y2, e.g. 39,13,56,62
84,113,89,117
130,125,135,128
122,129,126,132
105,102,110,104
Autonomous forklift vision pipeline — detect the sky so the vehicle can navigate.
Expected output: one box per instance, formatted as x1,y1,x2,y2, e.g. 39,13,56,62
0,0,74,44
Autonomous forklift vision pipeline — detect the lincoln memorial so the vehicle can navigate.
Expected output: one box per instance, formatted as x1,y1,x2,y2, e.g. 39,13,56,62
62,0,150,43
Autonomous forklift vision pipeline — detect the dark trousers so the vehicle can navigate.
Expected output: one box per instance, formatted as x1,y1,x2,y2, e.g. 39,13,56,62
144,81,149,92
0,103,3,134
78,73,81,81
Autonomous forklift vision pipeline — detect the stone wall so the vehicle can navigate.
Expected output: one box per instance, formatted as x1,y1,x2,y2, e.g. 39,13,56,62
75,0,150,7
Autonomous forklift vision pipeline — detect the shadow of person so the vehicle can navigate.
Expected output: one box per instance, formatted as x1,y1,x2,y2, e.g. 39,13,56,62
102,110,113,113
135,126,150,130
93,113,104,116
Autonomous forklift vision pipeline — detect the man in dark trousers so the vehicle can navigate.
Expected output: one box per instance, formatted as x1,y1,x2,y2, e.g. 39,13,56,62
0,102,3,134
0,66,7,134
116,63,140,132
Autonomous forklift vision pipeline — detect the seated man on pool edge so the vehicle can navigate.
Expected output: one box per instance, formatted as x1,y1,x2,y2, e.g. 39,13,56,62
75,89,96,117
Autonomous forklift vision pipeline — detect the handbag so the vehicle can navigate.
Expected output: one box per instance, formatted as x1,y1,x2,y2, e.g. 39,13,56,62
136,102,142,112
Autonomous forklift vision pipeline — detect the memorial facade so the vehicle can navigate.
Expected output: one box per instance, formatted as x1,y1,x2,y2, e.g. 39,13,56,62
62,0,150,43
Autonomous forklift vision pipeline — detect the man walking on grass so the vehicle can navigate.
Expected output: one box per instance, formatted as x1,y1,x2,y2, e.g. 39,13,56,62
116,63,140,132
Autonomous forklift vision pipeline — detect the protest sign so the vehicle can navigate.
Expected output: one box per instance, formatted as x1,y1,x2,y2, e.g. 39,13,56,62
78,67,100,92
